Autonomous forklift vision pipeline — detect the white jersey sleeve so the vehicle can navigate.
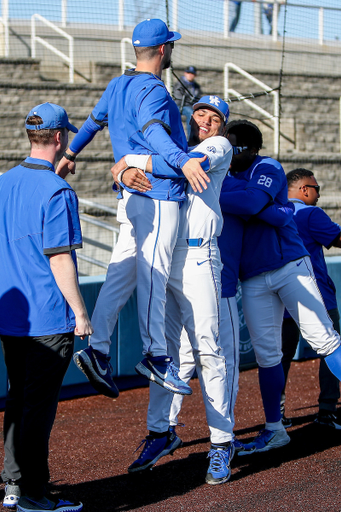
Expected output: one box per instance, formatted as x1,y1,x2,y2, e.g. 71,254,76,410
189,136,232,174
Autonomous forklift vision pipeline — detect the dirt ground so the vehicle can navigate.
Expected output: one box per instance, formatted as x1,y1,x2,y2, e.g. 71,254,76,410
0,358,340,512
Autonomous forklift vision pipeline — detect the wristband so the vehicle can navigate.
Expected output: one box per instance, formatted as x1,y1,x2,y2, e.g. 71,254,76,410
117,168,128,184
125,154,150,171
63,151,76,162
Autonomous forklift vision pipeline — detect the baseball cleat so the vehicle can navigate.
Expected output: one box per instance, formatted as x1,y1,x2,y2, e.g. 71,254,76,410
281,414,292,429
73,346,119,398
205,443,235,485
314,410,341,429
238,428,290,456
16,496,83,512
3,480,21,508
128,430,182,473
233,438,246,452
135,356,192,395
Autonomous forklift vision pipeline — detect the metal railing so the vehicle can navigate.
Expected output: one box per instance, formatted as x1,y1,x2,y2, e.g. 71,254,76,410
224,62,279,156
0,0,9,58
121,37,172,93
78,198,118,271
31,13,74,83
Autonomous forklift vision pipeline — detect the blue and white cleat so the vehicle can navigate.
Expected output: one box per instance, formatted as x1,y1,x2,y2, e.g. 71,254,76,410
17,496,83,511
238,428,290,456
3,480,21,508
205,442,235,485
128,430,182,473
135,356,192,395
73,346,119,398
233,438,246,453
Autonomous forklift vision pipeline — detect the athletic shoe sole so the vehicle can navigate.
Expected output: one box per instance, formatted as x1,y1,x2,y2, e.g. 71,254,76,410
128,436,182,473
205,444,235,485
73,351,119,398
17,502,83,512
135,361,192,395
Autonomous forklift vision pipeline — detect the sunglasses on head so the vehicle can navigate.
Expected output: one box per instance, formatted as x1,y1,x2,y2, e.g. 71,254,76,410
232,145,248,155
300,184,320,194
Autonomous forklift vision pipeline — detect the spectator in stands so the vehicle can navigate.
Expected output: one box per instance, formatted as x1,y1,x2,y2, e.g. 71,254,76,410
281,168,341,430
229,1,242,32
173,66,203,137
0,102,92,512
262,2,281,35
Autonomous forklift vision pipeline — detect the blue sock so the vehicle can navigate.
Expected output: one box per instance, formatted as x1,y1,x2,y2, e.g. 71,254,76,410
258,363,285,423
325,345,341,381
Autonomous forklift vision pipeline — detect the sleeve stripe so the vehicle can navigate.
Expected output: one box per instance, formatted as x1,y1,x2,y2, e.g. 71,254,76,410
142,119,171,135
90,113,108,127
44,243,83,255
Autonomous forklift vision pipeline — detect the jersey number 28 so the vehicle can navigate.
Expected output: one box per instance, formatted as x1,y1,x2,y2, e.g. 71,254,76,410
257,175,272,188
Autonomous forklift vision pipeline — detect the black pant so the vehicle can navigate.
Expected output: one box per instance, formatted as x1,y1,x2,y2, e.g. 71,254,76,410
1,333,74,498
281,308,340,412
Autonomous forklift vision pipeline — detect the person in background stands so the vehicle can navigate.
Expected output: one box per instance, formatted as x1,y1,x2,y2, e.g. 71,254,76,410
173,66,203,137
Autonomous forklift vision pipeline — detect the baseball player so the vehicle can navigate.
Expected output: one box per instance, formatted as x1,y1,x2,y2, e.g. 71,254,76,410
281,168,341,429
126,96,239,485
58,19,210,397
169,176,295,452
0,103,91,512
219,120,341,455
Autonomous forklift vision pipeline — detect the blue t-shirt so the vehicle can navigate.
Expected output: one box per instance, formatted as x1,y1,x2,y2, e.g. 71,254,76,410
71,70,188,201
0,157,82,337
221,156,308,281
291,200,340,310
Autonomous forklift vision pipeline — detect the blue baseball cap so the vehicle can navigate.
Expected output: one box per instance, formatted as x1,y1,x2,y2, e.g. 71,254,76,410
132,19,181,47
193,95,230,124
185,65,197,74
25,102,78,133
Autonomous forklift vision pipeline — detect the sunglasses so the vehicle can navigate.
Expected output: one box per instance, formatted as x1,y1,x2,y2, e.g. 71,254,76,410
167,41,174,49
300,184,320,194
232,145,248,155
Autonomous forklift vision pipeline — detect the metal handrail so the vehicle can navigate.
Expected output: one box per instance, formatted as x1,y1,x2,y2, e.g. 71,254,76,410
78,197,117,216
31,13,74,83
79,212,119,270
224,62,279,157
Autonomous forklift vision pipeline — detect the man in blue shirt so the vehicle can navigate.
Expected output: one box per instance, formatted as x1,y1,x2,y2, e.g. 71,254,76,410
219,120,341,455
281,168,341,429
0,103,92,512
58,19,208,398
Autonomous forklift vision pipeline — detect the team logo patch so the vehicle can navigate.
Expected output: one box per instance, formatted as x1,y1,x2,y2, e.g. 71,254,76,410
206,146,216,153
209,95,220,106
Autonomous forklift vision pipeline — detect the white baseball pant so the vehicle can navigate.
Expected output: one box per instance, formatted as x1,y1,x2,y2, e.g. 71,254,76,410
147,240,233,444
90,189,180,357
169,296,240,433
241,256,341,368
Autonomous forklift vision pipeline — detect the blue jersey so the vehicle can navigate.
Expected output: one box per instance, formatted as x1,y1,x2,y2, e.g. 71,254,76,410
221,156,308,281
218,175,245,298
71,70,189,201
0,157,82,337
291,199,340,310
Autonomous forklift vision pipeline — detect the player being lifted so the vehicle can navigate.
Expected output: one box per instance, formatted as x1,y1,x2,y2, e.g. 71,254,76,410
57,19,209,397
124,95,237,485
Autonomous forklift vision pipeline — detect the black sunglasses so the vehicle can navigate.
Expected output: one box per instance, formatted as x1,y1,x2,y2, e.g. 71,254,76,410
167,41,174,49
232,145,248,155
300,184,320,194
